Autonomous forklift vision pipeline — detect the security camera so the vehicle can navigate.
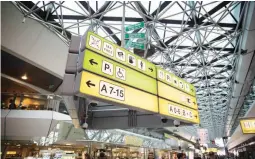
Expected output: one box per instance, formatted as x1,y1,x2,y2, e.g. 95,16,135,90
90,102,98,107
81,122,88,129
161,118,168,123
173,120,180,127
22,18,26,23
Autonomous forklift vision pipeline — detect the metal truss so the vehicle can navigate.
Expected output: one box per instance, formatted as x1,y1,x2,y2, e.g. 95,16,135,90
229,81,255,135
36,123,171,149
12,1,249,139
85,129,171,149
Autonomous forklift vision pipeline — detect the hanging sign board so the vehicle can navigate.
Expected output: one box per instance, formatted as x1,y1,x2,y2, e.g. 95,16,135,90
80,49,157,95
125,33,146,39
125,21,145,32
197,129,209,144
125,41,145,50
240,118,255,134
157,67,196,97
84,31,156,78
158,81,198,110
158,98,200,124
75,71,158,113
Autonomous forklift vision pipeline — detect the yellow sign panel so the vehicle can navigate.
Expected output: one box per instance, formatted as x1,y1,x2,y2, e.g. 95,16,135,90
124,136,143,146
85,31,156,78
158,81,198,110
240,118,255,134
206,148,218,153
157,67,196,97
75,71,158,113
82,49,157,95
159,98,200,124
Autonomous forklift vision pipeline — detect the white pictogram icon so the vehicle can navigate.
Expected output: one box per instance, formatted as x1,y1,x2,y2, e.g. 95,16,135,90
116,48,125,62
128,54,136,66
103,42,114,56
89,35,102,50
102,61,113,75
116,66,126,81
138,59,146,71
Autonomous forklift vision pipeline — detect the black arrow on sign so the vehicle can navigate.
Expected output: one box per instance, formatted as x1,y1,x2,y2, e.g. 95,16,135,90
193,101,196,105
89,59,98,65
149,68,153,72
191,88,194,92
194,115,198,119
86,80,95,87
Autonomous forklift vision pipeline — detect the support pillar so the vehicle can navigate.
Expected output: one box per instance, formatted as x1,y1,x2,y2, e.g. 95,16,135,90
46,99,60,111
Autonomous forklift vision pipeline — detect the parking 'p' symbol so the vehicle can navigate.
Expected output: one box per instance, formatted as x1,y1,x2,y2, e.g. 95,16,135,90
102,61,113,76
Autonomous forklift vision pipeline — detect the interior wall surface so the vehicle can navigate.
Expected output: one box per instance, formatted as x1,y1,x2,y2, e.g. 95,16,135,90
1,2,68,78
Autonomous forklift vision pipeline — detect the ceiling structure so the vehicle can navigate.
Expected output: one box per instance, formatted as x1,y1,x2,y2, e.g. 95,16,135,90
11,1,252,140
32,122,193,149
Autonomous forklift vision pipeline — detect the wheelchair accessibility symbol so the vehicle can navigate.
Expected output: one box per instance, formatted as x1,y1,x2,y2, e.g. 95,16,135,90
116,66,126,81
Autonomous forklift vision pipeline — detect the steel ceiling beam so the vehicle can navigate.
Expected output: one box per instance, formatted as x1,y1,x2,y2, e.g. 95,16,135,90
79,1,95,14
19,1,72,39
79,1,121,45
151,1,172,17
131,1,172,34
179,51,235,77
164,1,233,46
168,31,236,65
198,1,231,22
48,15,237,28
154,62,233,68
169,45,235,52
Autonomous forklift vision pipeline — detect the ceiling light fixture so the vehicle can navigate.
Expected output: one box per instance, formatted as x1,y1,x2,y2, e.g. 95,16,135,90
21,74,28,80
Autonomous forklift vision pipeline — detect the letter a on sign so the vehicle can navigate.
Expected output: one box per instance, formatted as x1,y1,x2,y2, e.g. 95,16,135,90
100,84,107,93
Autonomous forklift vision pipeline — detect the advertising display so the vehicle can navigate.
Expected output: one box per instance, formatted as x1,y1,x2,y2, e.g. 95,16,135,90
240,118,255,134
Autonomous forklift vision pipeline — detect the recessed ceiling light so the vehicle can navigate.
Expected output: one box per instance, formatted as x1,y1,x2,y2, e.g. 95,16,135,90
21,74,28,80
66,144,71,146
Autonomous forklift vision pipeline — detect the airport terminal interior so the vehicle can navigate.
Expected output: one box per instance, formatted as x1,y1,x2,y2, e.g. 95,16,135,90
1,1,255,159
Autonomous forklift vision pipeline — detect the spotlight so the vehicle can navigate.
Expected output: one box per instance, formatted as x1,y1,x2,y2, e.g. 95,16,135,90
21,74,28,80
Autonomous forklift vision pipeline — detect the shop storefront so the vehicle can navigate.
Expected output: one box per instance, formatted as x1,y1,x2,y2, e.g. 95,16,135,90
2,143,87,159
2,141,190,159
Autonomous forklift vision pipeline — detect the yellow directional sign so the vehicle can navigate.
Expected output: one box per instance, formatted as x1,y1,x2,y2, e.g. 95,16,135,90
157,67,196,97
81,49,157,95
206,148,218,153
159,98,200,124
240,118,255,134
85,31,156,78
75,71,158,113
158,81,198,110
